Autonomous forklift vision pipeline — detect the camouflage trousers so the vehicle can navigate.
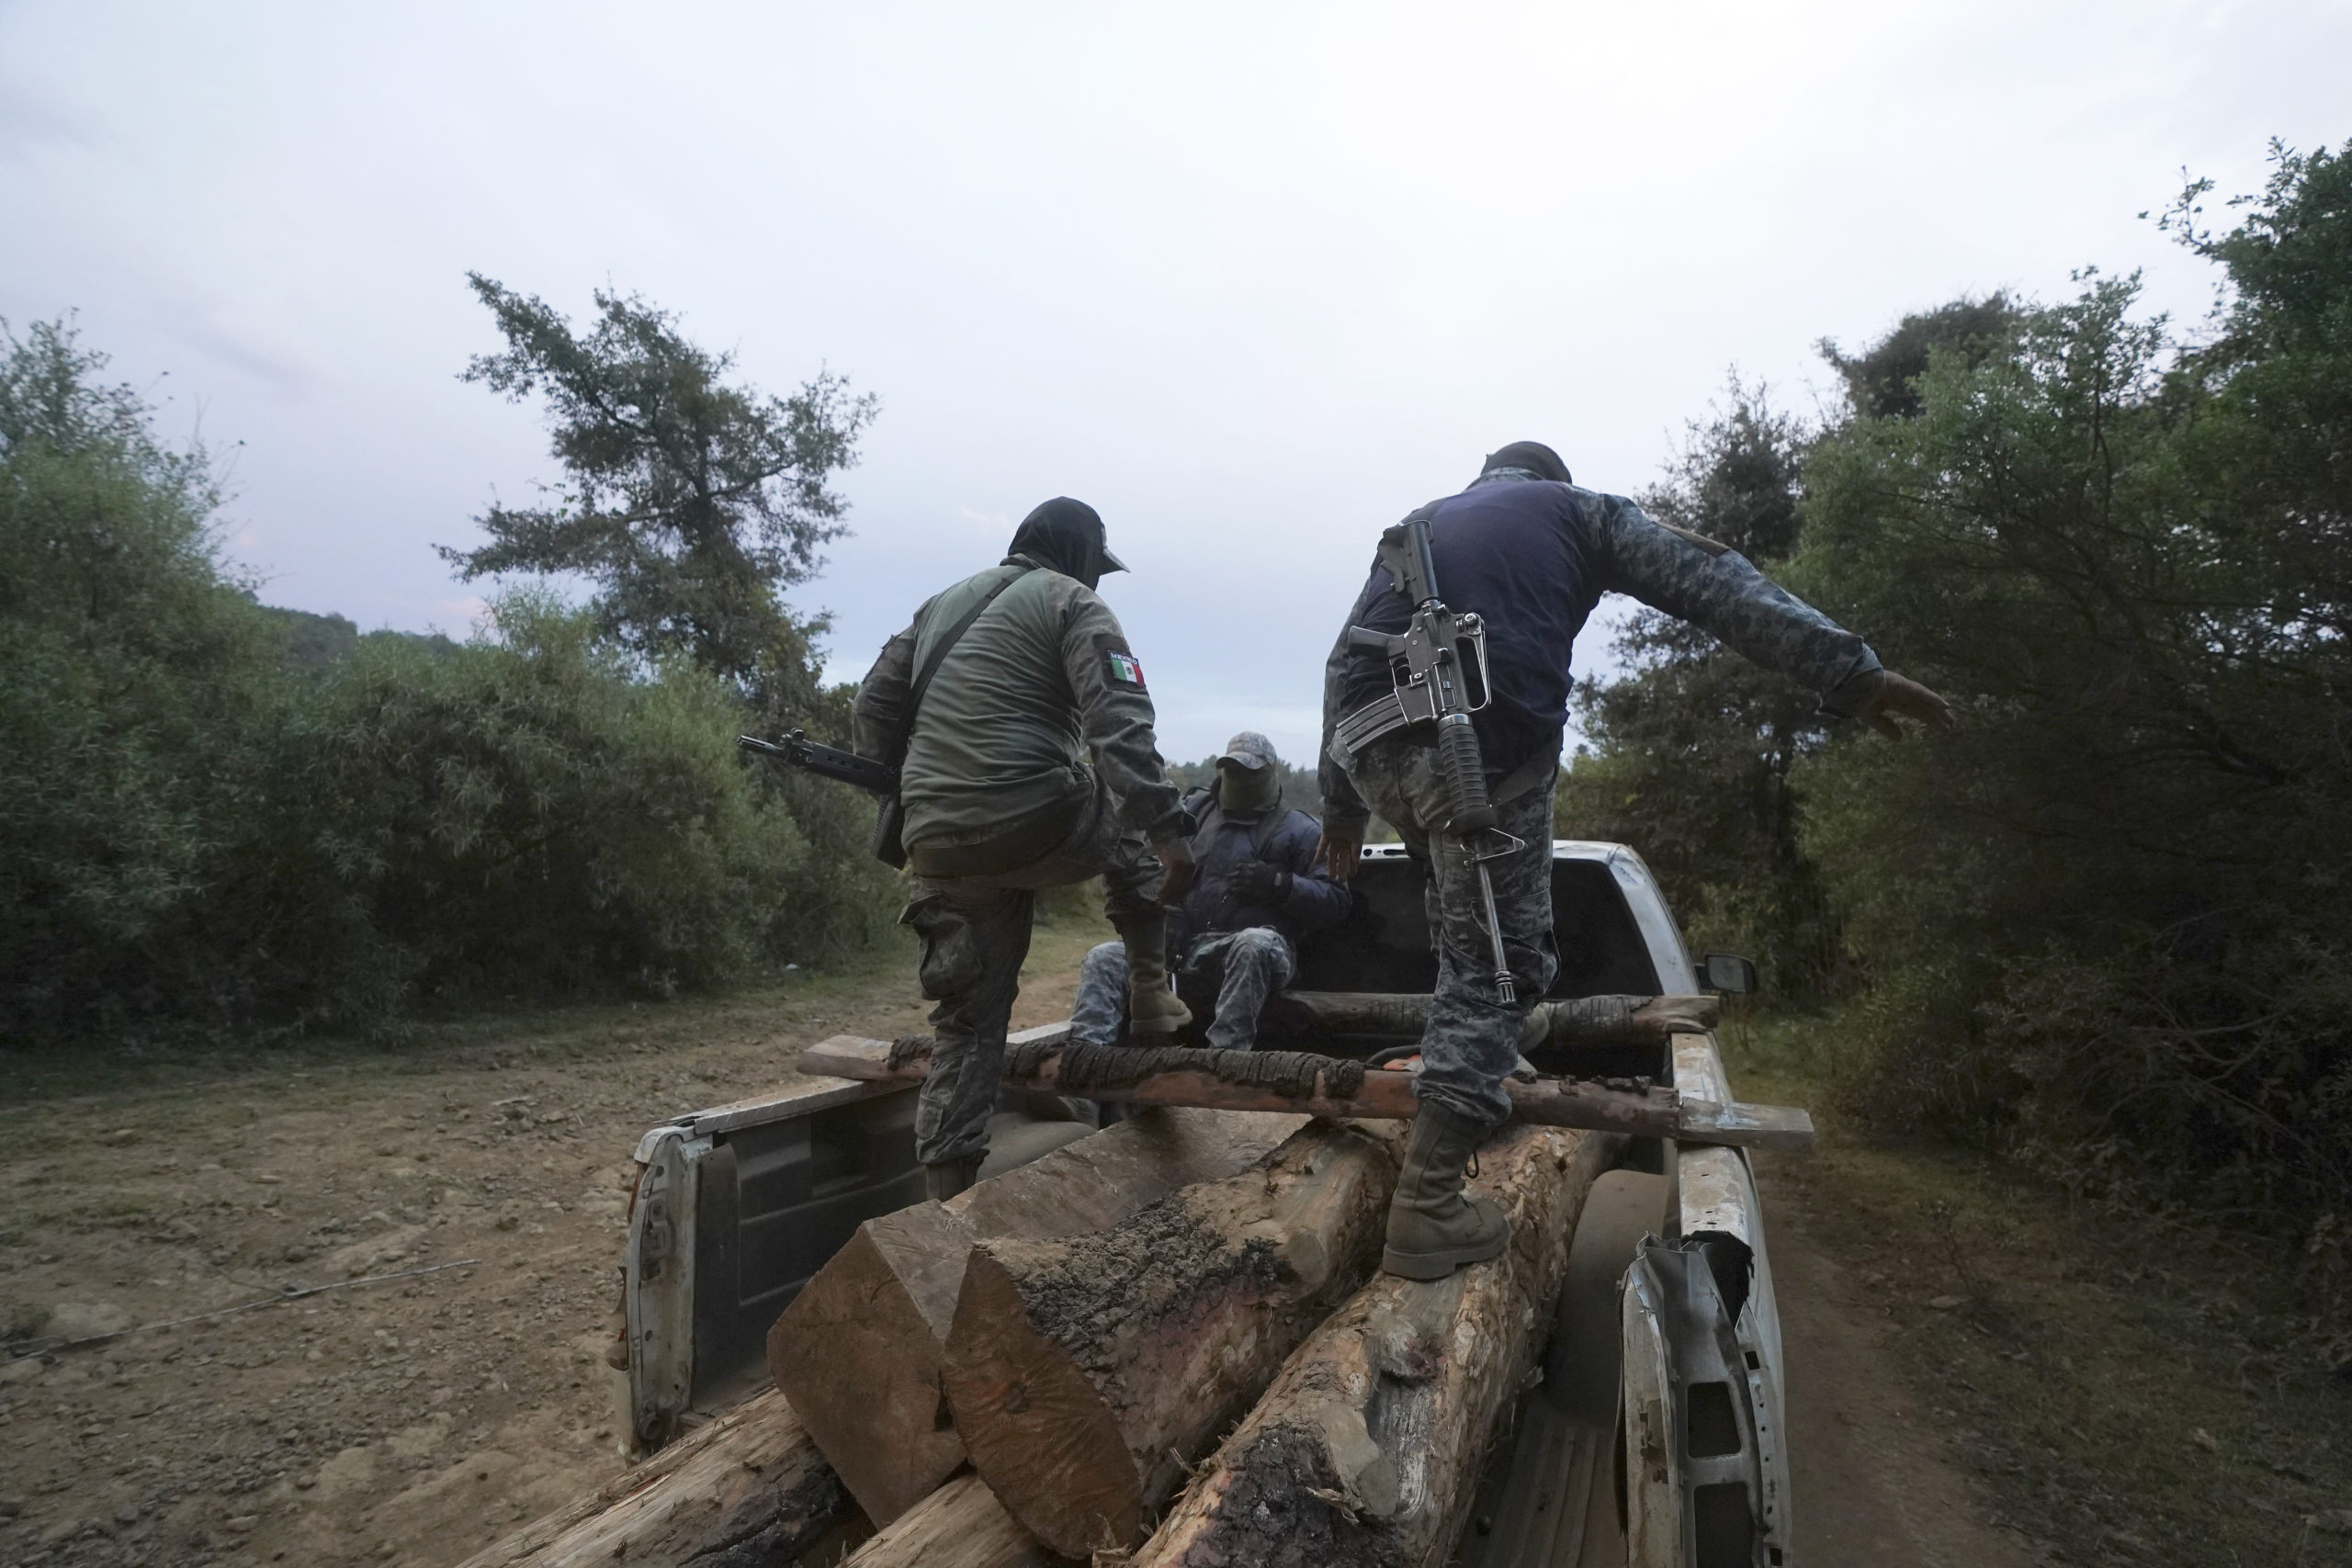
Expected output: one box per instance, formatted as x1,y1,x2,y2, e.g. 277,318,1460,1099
903,783,1165,1166
1345,736,1558,1133
1069,926,1296,1052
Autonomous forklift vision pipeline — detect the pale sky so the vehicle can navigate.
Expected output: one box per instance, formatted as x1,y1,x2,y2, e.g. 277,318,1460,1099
4,1,2346,763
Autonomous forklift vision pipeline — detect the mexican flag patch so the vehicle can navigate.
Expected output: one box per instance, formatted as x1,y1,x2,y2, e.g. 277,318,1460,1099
1106,650,1147,688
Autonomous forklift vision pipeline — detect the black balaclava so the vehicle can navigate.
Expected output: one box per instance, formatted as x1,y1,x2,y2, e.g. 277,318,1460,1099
1479,441,1572,485
1006,497,1126,590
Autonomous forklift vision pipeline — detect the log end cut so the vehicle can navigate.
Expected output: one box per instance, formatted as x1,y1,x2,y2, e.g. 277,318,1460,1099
770,1224,967,1526
942,1246,1141,1558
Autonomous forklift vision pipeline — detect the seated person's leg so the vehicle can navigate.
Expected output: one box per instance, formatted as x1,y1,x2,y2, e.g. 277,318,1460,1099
1204,926,1296,1052
1069,940,1132,1045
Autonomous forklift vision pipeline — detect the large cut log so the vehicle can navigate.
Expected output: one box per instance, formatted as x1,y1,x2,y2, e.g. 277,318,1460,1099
455,1385,849,1568
1263,990,1719,1048
771,1106,1304,1527
1129,1123,1619,1568
797,1033,1812,1151
942,1116,1407,1559
838,1473,1054,1568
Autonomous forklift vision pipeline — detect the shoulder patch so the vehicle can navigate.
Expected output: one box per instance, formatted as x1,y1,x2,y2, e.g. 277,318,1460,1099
1105,649,1147,689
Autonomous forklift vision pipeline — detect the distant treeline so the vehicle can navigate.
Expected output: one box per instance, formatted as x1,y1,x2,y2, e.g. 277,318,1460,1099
1563,141,2352,1238
1,285,893,1043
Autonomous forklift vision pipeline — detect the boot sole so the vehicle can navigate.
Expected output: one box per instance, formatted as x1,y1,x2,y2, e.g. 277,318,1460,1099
1381,1231,1510,1280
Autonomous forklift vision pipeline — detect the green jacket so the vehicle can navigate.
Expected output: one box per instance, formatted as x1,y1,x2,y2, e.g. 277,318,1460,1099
852,555,1186,852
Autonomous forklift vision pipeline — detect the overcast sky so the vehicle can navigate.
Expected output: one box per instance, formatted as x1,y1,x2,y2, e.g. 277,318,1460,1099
4,1,2346,764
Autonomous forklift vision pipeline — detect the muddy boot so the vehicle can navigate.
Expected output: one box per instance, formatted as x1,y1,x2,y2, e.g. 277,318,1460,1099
1381,1104,1510,1280
924,1153,984,1202
1119,912,1192,1038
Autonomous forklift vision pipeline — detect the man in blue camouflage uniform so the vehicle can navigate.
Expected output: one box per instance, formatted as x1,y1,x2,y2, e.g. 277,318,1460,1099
1069,731,1351,1051
1318,441,1953,1278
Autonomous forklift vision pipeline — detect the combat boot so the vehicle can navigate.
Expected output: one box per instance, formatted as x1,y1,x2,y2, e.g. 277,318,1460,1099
924,1154,984,1202
1118,912,1192,1038
1381,1103,1510,1280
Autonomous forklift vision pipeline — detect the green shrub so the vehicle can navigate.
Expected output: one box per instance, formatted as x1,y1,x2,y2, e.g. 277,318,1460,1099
0,319,895,1043
1788,145,2352,1215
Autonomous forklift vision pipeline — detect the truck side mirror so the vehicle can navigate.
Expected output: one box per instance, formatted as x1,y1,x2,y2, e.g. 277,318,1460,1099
1700,953,1758,995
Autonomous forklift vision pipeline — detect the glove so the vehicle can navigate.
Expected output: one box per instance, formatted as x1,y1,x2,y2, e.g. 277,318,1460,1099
1228,861,1292,905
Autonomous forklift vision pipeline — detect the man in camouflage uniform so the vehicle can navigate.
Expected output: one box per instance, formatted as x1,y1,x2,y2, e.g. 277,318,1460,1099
1069,731,1351,1052
854,498,1196,1200
1318,441,1953,1278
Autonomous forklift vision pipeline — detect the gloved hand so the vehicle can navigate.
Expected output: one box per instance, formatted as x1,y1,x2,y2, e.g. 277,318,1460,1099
1228,860,1292,905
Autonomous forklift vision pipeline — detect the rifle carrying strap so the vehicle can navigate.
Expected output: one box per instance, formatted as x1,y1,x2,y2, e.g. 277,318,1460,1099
891,564,1035,764
867,563,1034,869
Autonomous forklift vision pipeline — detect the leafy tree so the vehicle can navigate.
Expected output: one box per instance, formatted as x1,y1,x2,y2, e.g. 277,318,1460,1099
1791,142,2352,1217
2,315,895,1043
441,276,877,724
1557,381,1848,997
0,317,281,1035
1819,294,2017,421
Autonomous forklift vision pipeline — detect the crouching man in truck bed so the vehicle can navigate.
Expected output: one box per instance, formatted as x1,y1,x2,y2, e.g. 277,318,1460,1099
1320,440,1957,1280
1069,730,1351,1051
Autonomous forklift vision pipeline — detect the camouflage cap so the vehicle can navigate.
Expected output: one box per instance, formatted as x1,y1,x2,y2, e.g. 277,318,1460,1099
1217,731,1280,771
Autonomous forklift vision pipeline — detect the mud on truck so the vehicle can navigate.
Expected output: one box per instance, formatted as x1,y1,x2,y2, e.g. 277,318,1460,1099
467,839,1797,1568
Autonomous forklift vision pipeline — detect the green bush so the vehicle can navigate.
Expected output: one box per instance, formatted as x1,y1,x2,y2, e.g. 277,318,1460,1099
0,319,896,1043
0,318,284,1035
1787,144,2352,1214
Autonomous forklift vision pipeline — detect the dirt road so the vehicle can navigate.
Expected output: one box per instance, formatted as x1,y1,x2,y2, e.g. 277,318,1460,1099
1758,1157,2049,1567
2,935,2039,1567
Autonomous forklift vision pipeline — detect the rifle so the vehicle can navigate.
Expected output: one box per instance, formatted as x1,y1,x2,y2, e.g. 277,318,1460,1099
1337,513,1522,1004
737,732,899,797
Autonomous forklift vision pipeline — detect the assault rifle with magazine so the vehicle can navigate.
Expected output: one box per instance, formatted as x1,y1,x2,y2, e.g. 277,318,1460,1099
1336,511,1522,1004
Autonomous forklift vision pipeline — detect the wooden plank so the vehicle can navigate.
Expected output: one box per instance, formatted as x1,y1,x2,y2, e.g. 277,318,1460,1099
795,1034,1813,1152
1267,991,1721,1045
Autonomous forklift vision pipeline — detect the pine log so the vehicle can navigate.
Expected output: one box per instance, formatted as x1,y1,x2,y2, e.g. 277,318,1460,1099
942,1117,1407,1559
770,1107,1305,1527
837,1474,1055,1568
796,1034,1813,1152
454,1385,849,1568
1128,1123,1620,1568
1263,991,1719,1048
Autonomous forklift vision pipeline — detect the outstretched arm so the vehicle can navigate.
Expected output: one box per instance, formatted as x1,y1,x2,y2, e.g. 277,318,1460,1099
1585,491,1953,734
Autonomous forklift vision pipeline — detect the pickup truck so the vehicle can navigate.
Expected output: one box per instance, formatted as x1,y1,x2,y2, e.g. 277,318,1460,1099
615,840,1788,1568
